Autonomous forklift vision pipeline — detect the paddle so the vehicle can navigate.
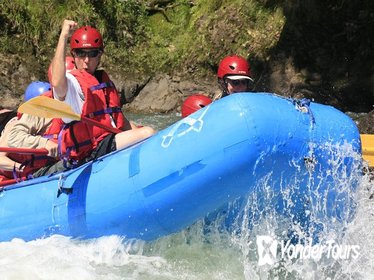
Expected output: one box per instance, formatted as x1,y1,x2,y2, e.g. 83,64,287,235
0,147,48,155
361,134,374,168
18,96,122,134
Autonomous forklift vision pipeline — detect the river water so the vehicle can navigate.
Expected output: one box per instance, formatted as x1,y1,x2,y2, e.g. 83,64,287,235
0,112,373,280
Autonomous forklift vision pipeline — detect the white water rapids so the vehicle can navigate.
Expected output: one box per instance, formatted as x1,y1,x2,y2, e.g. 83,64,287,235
0,113,372,280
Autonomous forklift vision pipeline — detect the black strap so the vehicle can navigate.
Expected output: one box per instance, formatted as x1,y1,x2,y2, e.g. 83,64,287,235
68,123,80,153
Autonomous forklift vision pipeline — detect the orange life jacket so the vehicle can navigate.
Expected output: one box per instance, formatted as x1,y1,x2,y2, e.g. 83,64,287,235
56,69,129,160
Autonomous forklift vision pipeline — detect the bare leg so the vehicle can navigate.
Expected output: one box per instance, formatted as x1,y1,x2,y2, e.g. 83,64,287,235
115,126,156,150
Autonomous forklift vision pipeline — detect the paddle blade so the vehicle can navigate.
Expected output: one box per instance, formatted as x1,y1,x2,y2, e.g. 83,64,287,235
19,96,123,134
18,96,81,121
361,134,374,167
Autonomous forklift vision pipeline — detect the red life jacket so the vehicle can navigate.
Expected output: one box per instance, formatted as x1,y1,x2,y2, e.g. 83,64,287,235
57,69,129,160
0,152,56,180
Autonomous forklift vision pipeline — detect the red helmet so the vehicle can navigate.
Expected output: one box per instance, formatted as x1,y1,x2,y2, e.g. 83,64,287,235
70,26,103,50
181,94,212,118
217,55,251,79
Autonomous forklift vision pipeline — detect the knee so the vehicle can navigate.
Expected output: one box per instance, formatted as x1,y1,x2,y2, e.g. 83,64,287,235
141,126,156,138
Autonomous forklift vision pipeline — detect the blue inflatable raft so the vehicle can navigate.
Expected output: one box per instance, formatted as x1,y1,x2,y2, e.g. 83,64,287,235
0,93,362,242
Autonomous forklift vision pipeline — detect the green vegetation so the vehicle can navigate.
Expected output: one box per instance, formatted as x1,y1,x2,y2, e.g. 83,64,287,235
1,0,371,113
0,0,146,62
127,0,285,77
0,0,285,78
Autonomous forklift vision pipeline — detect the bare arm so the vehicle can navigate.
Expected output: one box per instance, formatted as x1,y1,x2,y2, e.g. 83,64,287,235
51,19,77,101
0,154,22,172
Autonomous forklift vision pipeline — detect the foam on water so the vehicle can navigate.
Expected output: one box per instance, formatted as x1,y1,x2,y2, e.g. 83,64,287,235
0,113,371,280
0,235,169,280
1,172,371,280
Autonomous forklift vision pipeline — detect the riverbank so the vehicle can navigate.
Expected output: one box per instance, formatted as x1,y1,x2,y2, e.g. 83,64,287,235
0,1,372,132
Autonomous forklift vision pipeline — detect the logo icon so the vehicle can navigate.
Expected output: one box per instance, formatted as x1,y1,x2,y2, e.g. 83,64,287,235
256,235,278,266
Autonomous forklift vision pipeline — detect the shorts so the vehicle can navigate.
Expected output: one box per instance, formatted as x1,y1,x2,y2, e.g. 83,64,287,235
81,133,117,164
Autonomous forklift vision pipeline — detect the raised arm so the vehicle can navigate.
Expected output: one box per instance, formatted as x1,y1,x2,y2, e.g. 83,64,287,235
51,19,77,101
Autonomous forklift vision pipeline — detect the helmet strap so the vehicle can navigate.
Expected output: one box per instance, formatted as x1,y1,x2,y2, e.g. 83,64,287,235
218,78,229,97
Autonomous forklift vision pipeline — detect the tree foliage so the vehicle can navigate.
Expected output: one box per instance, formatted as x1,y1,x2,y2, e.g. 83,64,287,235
0,0,285,76
0,0,372,111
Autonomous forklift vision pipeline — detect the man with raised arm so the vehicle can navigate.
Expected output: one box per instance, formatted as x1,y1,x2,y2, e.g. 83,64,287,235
49,19,155,166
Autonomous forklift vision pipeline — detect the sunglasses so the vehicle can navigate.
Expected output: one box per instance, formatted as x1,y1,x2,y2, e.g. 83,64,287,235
74,49,101,58
226,79,248,86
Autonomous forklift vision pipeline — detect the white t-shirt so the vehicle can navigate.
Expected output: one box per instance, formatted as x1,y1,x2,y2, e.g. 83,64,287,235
54,72,84,123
